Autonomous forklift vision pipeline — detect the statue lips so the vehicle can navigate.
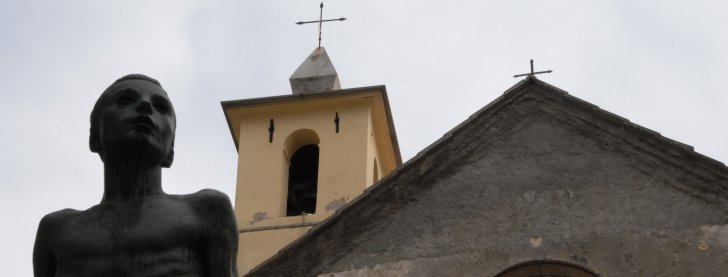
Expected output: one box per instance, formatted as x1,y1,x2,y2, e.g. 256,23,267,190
129,116,157,133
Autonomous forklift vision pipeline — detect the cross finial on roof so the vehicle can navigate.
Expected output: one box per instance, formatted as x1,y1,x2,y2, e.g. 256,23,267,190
295,2,347,48
514,59,553,78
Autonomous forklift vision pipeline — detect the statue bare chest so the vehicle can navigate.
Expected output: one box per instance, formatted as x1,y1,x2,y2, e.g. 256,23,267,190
52,197,208,276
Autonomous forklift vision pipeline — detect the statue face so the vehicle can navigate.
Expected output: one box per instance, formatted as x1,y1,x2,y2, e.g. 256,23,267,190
96,79,176,166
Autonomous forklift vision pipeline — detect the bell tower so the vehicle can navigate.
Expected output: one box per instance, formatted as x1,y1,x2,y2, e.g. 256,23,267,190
222,47,402,273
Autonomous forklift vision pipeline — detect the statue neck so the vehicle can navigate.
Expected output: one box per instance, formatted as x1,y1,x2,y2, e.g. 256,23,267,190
102,160,164,202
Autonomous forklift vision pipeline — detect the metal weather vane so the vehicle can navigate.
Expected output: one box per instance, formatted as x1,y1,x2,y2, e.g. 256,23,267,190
296,2,347,48
514,59,553,78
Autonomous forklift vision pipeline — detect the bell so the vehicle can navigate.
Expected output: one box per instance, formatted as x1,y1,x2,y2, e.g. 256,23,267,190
298,192,317,214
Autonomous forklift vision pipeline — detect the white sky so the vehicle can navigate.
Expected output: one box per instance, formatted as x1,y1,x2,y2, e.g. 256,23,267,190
1,1,727,275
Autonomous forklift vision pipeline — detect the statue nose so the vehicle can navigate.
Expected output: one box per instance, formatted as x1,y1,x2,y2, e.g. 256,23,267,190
136,101,153,114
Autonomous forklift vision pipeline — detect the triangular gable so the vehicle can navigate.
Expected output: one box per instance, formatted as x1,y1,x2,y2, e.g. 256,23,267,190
246,77,728,276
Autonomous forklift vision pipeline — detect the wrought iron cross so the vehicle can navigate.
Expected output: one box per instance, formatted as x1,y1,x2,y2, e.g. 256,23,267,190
296,2,346,48
514,59,553,78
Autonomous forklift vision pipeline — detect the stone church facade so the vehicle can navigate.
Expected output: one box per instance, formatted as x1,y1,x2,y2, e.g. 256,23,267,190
242,77,728,276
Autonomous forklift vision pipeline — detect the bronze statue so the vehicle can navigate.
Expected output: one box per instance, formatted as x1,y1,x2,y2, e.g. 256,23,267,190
33,74,238,276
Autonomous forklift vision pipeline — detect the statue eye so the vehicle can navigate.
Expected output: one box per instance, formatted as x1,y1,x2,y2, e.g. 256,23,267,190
116,89,138,106
154,102,170,113
152,96,172,114
117,95,134,105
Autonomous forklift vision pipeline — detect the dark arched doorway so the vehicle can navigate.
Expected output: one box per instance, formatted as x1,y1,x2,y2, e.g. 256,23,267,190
495,260,598,277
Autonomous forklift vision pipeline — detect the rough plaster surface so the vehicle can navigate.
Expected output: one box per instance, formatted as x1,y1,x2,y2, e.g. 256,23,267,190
248,79,728,277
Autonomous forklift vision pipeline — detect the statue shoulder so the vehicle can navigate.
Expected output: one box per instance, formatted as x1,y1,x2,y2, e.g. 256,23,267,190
37,209,80,234
187,189,233,207
189,188,231,201
35,209,81,250
185,189,235,221
34,209,79,277
183,190,239,275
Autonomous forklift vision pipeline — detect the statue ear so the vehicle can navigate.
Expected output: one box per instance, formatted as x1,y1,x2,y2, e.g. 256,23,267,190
89,131,101,154
162,149,174,168
89,132,105,161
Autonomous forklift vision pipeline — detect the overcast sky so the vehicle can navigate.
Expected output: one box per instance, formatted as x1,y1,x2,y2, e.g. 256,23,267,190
2,1,727,275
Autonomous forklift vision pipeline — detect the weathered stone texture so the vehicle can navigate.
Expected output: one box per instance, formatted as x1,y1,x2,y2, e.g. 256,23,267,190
249,78,728,277
289,47,341,94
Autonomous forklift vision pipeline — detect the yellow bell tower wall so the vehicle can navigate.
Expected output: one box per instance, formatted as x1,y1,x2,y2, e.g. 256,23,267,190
222,86,401,274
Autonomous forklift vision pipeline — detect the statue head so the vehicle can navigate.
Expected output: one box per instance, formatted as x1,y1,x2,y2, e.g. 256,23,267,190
90,74,176,167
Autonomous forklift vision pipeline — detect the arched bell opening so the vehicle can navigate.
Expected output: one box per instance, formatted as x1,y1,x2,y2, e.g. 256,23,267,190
284,129,321,217
286,144,319,216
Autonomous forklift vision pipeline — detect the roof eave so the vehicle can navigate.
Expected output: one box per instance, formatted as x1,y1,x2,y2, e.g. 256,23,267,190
220,85,402,166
